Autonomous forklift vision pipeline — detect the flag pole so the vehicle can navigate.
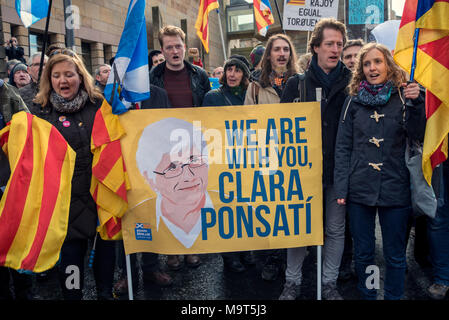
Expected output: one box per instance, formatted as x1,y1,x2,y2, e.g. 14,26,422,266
405,28,420,107
315,88,323,301
273,0,286,34
126,254,134,300
216,9,227,61
409,28,420,82
38,0,53,82
317,245,322,300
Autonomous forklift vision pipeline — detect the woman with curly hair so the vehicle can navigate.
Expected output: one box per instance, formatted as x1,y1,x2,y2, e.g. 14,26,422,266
334,43,426,300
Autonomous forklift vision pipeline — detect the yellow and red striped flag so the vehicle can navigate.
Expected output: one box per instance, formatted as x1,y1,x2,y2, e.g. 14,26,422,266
195,0,219,53
394,0,449,185
254,0,275,37
0,111,75,273
91,99,130,240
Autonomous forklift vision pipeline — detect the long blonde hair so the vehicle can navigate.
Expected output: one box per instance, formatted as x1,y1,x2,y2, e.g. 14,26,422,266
348,43,407,96
34,50,103,107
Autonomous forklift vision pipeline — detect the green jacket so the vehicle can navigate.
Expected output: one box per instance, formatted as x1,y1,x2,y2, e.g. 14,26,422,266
0,80,29,124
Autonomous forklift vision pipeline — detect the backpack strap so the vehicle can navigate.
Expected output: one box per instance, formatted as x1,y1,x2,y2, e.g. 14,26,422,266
218,87,233,106
293,73,306,103
252,82,260,104
341,97,353,123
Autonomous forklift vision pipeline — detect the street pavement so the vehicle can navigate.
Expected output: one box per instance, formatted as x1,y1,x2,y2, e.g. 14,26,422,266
29,221,441,301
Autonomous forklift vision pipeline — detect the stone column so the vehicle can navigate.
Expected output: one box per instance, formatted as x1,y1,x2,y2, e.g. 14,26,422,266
49,33,65,50
151,6,161,50
104,44,117,65
90,42,104,72
12,25,29,58
73,37,82,55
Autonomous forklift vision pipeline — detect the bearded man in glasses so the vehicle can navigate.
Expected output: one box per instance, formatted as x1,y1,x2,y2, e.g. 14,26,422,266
135,117,211,268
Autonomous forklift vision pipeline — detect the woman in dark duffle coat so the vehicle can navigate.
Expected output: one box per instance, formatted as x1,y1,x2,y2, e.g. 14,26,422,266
334,43,426,300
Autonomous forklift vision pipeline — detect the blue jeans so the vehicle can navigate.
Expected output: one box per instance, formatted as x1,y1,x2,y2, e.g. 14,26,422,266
348,202,411,300
427,167,449,286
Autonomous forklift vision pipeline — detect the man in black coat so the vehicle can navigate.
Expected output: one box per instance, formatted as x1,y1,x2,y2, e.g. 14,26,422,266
149,25,210,109
4,37,26,64
279,18,351,301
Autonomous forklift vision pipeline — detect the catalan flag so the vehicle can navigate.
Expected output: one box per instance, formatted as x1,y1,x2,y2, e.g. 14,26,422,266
394,0,449,185
286,0,306,5
254,0,274,37
0,112,75,273
195,0,219,53
91,100,130,240
416,0,449,30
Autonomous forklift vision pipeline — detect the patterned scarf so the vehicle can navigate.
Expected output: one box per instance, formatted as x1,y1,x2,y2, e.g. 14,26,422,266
269,71,287,97
353,80,393,106
50,89,89,113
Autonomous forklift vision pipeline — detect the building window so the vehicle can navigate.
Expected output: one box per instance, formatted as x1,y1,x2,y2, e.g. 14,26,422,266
227,4,254,33
29,32,49,57
81,42,92,74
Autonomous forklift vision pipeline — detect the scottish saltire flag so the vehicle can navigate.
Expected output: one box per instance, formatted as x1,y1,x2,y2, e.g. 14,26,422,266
254,0,274,37
394,0,449,185
104,0,150,115
0,112,75,272
15,0,49,28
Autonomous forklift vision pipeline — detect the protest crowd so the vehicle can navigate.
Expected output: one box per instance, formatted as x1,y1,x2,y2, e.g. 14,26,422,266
0,3,448,303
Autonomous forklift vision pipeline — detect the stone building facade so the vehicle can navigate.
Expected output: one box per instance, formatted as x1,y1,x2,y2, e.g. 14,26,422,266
0,0,228,77
0,0,395,79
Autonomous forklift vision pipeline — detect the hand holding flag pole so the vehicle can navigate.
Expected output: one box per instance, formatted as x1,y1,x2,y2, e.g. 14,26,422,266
405,27,421,107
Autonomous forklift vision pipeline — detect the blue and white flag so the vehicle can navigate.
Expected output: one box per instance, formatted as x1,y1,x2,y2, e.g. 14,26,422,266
104,0,150,115
15,0,49,28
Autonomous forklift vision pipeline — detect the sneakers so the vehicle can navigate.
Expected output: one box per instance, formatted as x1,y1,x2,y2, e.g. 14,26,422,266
322,282,343,300
279,280,300,300
427,283,449,300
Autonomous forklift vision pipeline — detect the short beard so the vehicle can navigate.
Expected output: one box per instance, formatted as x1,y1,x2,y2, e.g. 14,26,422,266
272,64,288,75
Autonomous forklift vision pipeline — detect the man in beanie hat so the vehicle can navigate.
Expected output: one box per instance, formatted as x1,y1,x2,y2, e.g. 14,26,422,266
9,63,31,90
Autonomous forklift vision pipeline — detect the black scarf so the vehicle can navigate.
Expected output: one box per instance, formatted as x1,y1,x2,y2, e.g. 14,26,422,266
50,89,89,113
309,55,343,95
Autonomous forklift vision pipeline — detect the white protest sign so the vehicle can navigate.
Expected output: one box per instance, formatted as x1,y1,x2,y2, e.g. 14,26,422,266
283,0,340,31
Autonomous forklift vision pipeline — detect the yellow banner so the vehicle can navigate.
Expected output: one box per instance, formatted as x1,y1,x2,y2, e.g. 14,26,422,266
120,102,323,255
